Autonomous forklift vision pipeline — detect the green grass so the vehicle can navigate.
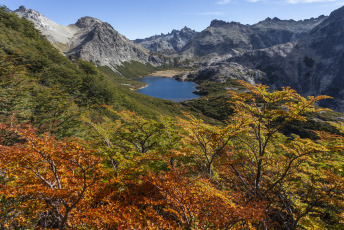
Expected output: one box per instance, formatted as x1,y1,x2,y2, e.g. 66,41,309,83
116,61,157,78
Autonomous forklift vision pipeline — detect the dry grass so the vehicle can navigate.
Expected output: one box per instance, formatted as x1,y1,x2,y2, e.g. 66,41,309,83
149,70,184,78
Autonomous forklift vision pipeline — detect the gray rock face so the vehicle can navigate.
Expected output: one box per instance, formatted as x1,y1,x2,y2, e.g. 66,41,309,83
65,17,160,69
191,62,266,85
181,21,264,58
229,6,344,112
181,16,326,58
14,6,165,71
252,16,326,47
14,6,77,46
135,27,198,54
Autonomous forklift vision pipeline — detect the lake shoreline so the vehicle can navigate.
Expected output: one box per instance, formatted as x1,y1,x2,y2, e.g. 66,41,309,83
148,70,183,78
135,76,200,102
135,83,148,90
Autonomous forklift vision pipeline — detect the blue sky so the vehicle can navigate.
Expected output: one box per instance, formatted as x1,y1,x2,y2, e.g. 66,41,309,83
2,0,344,40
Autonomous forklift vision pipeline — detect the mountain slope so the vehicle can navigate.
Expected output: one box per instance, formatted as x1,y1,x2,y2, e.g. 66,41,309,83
281,6,344,111
14,6,76,46
14,6,165,71
65,16,158,68
181,16,326,58
0,7,194,138
181,20,263,58
251,16,326,47
135,27,198,54
228,6,344,112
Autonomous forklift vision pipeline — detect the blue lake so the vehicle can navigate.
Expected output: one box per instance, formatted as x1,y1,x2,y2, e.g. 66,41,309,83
136,77,200,102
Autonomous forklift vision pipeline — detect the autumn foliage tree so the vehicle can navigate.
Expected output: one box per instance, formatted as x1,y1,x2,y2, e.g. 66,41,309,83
219,81,343,229
0,81,343,229
176,112,247,179
80,82,343,229
0,122,102,229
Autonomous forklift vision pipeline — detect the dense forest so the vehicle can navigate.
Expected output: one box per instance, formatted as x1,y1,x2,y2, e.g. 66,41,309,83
0,6,343,229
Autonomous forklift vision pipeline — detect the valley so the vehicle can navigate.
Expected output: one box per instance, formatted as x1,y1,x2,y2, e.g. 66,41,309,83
0,3,344,229
13,5,344,112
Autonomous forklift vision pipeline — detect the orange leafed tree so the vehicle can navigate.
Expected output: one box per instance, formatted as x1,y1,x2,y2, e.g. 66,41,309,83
0,122,102,229
77,162,265,229
146,165,266,229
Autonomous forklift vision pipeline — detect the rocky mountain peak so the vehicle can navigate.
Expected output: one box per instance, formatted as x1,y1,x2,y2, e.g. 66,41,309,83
14,6,77,45
135,27,198,54
17,5,27,12
226,5,344,111
181,13,327,58
14,6,166,71
179,27,197,39
328,5,344,19
253,15,326,30
75,16,103,28
209,20,248,31
210,19,229,27
181,26,192,32
15,5,46,22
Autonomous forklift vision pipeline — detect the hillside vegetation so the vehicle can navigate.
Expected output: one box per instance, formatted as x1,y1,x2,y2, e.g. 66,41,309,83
0,5,343,230
0,6,190,137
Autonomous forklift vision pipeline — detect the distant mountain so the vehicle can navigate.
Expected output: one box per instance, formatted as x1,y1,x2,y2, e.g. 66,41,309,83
225,6,344,112
135,27,198,54
251,16,327,47
14,6,166,70
181,16,326,58
181,20,263,58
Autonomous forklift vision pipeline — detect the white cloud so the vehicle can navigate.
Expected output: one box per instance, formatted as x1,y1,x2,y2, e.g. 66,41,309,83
216,0,231,5
287,0,338,3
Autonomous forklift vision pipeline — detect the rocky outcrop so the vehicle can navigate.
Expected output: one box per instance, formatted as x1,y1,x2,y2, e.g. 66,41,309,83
14,6,166,71
182,61,266,85
135,27,198,54
181,16,326,58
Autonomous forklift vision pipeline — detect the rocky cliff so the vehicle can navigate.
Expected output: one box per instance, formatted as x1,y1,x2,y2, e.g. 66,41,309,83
228,6,344,112
251,16,326,47
135,27,198,54
181,16,326,58
181,20,263,58
14,6,165,70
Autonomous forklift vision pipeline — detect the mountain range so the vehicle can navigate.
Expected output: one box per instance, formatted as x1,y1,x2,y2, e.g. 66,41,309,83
226,6,344,111
135,27,198,54
14,6,165,71
180,16,326,58
13,5,344,112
